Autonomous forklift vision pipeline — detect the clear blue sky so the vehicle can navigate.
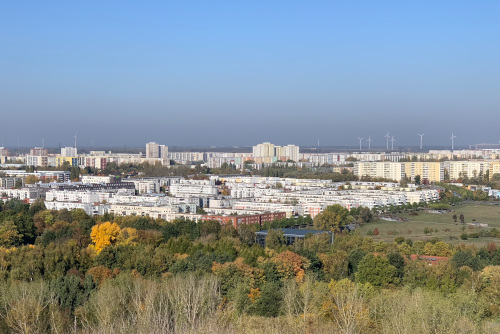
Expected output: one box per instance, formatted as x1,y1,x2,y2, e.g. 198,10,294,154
1,1,499,148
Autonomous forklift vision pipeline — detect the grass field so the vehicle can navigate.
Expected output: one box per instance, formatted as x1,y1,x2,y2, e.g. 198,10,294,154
358,202,500,246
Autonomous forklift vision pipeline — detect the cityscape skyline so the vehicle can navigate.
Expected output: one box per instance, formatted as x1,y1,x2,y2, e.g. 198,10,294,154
1,133,500,150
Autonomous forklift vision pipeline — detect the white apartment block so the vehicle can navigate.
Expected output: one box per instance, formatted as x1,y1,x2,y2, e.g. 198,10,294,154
61,147,77,157
109,203,198,220
26,155,49,168
0,187,44,201
81,175,116,184
44,201,110,215
167,152,205,164
45,190,116,203
124,179,161,194
169,180,219,196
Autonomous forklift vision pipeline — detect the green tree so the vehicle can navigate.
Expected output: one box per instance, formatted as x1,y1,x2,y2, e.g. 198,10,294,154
313,205,350,232
356,254,396,287
387,252,405,280
0,220,22,247
265,229,286,249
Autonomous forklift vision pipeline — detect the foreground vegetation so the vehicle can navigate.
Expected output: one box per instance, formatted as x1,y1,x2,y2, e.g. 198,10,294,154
1,199,500,333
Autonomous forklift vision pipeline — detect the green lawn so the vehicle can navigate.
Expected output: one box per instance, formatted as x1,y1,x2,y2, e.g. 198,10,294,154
358,202,500,246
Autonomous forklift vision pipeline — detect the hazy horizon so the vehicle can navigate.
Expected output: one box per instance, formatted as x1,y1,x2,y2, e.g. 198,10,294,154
2,1,499,148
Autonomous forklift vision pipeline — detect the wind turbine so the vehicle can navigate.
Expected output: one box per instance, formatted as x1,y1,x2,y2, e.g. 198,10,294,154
450,133,457,151
367,137,372,150
391,136,396,150
74,133,78,149
418,133,424,150
358,137,364,151
384,132,390,150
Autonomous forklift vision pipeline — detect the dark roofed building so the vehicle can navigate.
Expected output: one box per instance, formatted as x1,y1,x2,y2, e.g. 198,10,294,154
255,228,333,247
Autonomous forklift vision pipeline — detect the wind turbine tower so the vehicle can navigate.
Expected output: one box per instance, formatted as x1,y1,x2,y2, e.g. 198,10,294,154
450,133,457,151
358,137,363,151
367,137,372,150
391,136,396,150
418,133,424,150
384,132,390,150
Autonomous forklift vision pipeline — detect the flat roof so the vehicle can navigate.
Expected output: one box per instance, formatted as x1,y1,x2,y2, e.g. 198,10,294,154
256,228,330,237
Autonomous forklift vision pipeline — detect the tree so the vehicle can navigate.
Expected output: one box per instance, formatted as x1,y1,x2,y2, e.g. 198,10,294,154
348,249,367,276
0,221,22,247
415,175,421,185
249,281,282,317
356,254,396,287
25,175,39,184
265,229,285,249
313,205,350,232
387,252,405,280
199,220,221,238
90,222,121,253
357,207,374,224
453,214,457,223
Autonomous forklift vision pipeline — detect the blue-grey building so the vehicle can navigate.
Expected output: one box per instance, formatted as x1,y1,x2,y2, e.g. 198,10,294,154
255,228,333,247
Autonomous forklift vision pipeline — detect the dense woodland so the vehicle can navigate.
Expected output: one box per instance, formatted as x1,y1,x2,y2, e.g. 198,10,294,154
0,198,500,333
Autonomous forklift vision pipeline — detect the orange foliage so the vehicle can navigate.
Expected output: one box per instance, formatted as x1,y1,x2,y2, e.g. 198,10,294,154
87,265,114,285
248,288,261,303
272,250,309,283
212,257,265,287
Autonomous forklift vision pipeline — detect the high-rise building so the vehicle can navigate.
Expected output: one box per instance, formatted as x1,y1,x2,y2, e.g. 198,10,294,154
61,147,78,157
403,162,444,183
282,144,299,162
30,147,48,156
146,142,168,159
253,142,300,163
253,142,275,158
146,142,159,158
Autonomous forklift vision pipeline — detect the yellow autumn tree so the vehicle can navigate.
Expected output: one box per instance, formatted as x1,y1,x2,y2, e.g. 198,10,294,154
90,222,121,253
118,227,138,246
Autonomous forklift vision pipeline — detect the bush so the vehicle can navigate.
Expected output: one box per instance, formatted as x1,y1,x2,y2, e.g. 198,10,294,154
394,237,405,244
460,233,469,240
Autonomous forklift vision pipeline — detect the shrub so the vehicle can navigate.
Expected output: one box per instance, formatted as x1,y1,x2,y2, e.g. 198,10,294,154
394,237,405,244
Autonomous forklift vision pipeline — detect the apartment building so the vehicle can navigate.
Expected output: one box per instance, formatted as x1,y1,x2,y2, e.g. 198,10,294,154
61,147,77,157
145,142,168,159
403,162,443,183
490,162,500,176
446,161,490,180
354,162,404,181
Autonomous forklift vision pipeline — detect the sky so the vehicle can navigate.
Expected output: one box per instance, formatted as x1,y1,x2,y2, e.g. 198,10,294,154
1,1,499,149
